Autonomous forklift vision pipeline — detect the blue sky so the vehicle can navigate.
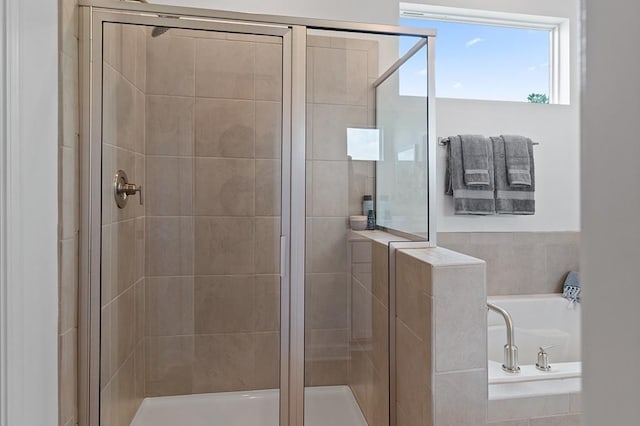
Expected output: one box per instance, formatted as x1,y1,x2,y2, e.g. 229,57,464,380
399,18,550,102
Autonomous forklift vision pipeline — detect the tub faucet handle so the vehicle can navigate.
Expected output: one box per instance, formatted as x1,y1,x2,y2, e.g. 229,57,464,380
536,346,552,371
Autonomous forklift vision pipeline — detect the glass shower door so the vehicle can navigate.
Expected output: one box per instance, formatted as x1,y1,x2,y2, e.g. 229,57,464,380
99,20,288,426
303,28,431,426
303,29,389,426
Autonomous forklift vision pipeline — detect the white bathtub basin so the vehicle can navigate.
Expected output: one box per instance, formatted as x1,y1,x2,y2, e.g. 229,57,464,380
487,294,581,397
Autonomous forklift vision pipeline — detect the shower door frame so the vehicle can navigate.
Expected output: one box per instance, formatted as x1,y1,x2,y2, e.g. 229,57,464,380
78,2,437,426
79,8,296,426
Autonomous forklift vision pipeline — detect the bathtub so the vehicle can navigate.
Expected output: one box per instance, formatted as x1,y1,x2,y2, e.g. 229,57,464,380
487,294,581,399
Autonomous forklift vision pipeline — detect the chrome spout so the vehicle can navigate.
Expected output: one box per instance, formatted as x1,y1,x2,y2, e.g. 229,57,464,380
487,302,520,373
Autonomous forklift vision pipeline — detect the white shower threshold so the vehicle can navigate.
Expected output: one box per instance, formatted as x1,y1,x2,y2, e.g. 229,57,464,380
130,385,368,426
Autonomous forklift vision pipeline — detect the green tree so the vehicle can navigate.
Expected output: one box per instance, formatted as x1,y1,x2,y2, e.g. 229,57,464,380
527,93,549,104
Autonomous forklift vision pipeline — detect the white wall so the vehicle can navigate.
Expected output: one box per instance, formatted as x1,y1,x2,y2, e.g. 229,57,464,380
1,0,59,425
582,1,640,424
429,0,580,232
437,100,580,232
408,1,580,233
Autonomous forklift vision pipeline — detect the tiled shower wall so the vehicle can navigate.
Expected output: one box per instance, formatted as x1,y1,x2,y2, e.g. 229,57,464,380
142,29,283,396
142,30,378,395
99,23,147,426
59,0,79,425
349,234,390,426
438,232,580,296
305,35,378,386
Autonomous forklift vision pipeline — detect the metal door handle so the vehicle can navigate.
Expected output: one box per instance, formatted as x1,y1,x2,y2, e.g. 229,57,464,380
114,170,143,208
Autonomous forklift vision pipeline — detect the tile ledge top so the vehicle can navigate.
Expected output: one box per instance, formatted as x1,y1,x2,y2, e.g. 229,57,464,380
400,246,485,267
349,229,410,245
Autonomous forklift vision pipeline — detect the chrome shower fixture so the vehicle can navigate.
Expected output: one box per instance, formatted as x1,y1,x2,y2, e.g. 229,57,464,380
127,0,177,37
151,26,170,37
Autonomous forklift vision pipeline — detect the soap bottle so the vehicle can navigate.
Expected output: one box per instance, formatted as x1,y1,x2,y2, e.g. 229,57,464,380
362,195,373,216
366,210,376,230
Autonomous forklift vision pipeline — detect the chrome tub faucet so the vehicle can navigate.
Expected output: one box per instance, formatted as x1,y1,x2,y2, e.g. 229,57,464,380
487,302,520,373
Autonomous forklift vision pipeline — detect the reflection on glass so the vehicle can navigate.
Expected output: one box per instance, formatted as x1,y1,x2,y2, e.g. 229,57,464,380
375,42,429,237
397,145,416,162
398,35,429,97
347,128,381,161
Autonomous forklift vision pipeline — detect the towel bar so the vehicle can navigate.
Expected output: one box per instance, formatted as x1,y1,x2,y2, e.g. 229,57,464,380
438,137,540,146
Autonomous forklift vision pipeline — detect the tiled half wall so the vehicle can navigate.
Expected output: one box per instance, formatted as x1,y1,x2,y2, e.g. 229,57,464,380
348,233,489,426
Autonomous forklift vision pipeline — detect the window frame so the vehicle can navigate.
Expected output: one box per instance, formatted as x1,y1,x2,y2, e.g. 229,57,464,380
400,3,570,104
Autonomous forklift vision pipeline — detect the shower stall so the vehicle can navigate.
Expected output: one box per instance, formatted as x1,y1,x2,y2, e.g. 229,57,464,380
77,1,435,425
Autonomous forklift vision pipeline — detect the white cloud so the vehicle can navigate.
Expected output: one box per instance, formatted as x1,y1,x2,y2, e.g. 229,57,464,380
528,66,537,72
452,82,463,89
417,68,428,76
465,37,484,48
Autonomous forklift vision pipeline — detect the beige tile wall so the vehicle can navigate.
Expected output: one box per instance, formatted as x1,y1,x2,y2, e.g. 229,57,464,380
142,28,282,397
305,34,378,387
100,23,147,426
348,236,389,426
59,0,79,425
437,232,580,296
395,247,487,426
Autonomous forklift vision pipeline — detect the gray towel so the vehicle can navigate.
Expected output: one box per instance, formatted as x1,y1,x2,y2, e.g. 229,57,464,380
491,136,535,214
445,135,495,215
503,135,532,186
460,134,491,186
562,271,581,303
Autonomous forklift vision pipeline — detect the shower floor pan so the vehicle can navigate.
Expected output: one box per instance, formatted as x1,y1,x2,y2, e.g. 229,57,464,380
130,385,367,426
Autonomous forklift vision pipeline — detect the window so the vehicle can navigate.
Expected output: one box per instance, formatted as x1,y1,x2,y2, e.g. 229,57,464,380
399,5,568,104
